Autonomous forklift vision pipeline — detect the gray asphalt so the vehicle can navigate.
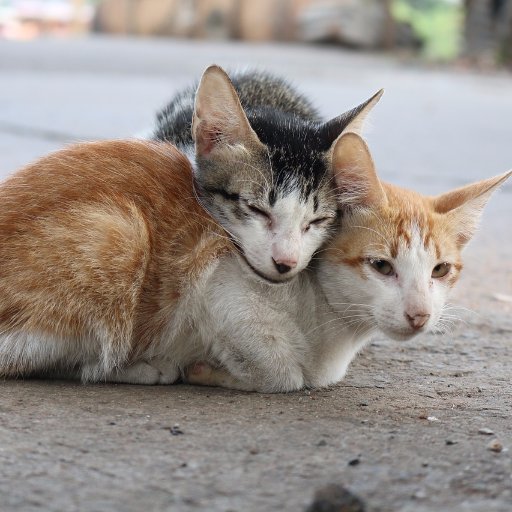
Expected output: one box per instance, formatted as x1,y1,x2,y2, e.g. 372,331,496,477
0,36,511,512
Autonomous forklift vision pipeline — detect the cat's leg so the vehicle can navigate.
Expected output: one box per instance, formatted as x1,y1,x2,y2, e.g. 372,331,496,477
91,359,180,385
195,293,307,392
148,358,181,384
187,317,306,393
185,362,254,391
214,325,306,393
0,331,79,379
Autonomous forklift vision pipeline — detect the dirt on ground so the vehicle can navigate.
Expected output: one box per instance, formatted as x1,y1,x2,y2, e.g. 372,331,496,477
1,238,511,512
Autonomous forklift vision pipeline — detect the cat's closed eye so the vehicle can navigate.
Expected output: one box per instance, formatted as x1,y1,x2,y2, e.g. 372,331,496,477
245,202,271,220
205,187,240,202
304,217,333,232
432,262,451,278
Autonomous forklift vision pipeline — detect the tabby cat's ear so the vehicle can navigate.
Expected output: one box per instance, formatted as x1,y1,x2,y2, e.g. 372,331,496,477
319,89,383,147
432,170,512,247
331,132,387,209
192,65,261,156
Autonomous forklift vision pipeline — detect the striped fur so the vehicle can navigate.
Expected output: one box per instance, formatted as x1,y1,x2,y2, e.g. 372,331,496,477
153,65,383,283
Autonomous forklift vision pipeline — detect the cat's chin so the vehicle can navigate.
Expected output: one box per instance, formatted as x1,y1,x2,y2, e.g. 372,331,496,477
237,253,296,285
381,327,424,342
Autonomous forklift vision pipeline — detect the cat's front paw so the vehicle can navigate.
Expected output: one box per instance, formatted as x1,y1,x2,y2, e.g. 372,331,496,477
148,359,180,384
185,362,214,385
185,362,256,391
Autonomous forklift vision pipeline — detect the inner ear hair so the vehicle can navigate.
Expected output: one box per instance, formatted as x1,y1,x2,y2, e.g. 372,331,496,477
192,65,260,156
433,170,512,214
331,132,386,209
433,169,512,246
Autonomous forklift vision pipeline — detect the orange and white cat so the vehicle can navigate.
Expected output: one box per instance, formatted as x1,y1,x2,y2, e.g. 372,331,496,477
0,137,509,391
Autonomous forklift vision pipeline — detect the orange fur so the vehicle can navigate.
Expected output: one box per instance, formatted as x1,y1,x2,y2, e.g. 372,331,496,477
327,133,510,289
327,183,464,278
0,140,231,376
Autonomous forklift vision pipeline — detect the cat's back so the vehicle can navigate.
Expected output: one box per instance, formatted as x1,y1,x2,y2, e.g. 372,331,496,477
0,140,191,214
0,140,231,343
0,140,228,286
231,70,320,121
153,69,320,144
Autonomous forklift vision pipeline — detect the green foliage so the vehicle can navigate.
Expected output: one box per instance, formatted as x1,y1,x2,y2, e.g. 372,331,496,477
393,0,463,61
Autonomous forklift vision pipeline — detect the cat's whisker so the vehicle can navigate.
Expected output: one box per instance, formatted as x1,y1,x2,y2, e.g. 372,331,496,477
433,321,455,336
350,319,375,340
304,309,372,338
304,317,343,337
265,146,275,191
350,225,389,244
443,303,480,319
190,182,243,245
229,159,271,191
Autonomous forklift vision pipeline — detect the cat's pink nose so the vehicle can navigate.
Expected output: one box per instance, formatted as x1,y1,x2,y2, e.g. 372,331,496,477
272,257,297,274
405,312,430,330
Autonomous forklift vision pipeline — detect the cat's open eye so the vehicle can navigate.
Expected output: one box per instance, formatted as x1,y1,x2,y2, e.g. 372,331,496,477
246,202,270,220
369,259,395,277
432,262,451,278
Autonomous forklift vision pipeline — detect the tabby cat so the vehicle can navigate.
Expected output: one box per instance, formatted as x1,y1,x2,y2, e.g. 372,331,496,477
153,65,382,283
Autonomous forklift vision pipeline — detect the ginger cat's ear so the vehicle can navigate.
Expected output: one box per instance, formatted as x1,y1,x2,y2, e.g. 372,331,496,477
331,132,387,209
192,65,261,156
319,89,383,146
433,170,512,247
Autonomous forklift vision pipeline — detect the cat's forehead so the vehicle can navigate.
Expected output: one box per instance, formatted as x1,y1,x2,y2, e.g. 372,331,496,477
267,145,330,199
270,188,316,218
382,187,456,258
331,198,460,264
248,114,332,200
385,207,439,259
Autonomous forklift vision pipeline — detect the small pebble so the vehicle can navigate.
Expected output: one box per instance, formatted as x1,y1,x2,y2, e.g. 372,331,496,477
478,427,494,435
249,447,259,455
305,483,366,512
487,439,503,453
170,424,184,436
317,439,327,447
413,490,427,500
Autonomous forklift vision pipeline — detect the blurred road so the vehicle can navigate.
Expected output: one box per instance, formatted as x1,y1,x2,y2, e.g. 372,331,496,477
0,36,511,512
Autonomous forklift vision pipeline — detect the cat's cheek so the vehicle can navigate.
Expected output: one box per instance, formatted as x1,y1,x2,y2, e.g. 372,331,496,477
301,229,327,264
429,282,451,327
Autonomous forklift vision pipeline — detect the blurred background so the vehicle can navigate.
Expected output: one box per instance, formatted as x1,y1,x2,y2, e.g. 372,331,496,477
1,0,512,66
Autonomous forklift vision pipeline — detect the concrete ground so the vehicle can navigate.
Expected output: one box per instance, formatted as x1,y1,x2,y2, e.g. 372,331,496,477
0,36,511,512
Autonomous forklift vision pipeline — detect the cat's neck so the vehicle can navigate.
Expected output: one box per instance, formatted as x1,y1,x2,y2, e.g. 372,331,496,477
297,270,377,387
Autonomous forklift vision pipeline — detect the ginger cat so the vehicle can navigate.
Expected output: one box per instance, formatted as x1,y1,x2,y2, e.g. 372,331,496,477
0,138,509,391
